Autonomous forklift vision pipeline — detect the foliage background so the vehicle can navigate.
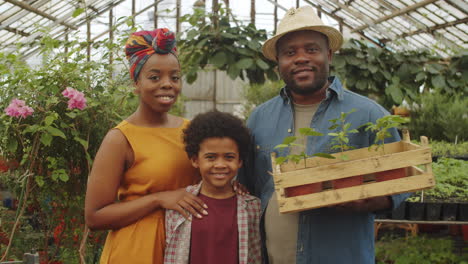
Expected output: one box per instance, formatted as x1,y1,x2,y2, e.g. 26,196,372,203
0,8,466,262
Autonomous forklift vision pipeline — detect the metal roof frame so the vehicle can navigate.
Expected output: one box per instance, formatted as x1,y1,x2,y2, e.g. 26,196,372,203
0,0,466,58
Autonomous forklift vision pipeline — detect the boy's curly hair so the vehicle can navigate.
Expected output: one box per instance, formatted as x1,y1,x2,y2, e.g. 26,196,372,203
183,111,251,161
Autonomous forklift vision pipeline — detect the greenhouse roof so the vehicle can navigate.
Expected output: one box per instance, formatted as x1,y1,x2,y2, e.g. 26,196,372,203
0,0,467,57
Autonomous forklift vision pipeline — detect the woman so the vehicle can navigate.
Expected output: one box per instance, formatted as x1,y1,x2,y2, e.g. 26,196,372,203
85,28,208,264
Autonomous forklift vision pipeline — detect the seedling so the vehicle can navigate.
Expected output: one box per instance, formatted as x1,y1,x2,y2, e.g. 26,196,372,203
328,109,359,161
274,127,334,165
362,115,409,152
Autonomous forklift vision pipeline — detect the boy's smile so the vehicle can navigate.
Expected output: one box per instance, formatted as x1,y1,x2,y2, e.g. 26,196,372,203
191,137,242,198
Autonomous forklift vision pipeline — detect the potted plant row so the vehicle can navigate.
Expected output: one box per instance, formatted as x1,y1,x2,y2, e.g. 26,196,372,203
380,157,468,222
271,111,435,214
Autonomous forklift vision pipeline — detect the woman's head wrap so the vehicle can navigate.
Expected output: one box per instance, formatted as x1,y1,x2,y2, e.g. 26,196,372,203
125,28,177,81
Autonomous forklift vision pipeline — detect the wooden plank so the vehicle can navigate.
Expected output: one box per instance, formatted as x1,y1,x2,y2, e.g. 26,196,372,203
277,173,435,213
274,148,432,188
280,141,407,172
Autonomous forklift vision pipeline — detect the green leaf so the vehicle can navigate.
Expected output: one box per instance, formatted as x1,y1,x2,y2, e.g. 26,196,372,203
46,126,66,139
299,128,323,137
275,156,287,165
66,112,77,119
187,29,198,41
210,52,227,68
345,56,361,65
356,79,367,90
382,71,392,80
35,176,45,187
221,32,237,39
72,8,85,18
266,69,278,81
227,65,240,80
186,72,198,84
313,153,336,159
387,84,404,104
40,133,53,146
256,59,269,70
247,41,260,50
74,137,89,149
282,136,297,145
7,139,18,153
274,144,289,149
195,38,208,48
237,48,254,56
431,75,446,89
415,71,426,82
24,125,40,134
332,56,345,68
44,115,55,126
59,172,69,182
328,132,339,137
368,64,378,73
236,58,254,69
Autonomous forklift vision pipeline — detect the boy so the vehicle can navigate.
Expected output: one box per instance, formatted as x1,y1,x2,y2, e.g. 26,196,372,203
164,111,262,264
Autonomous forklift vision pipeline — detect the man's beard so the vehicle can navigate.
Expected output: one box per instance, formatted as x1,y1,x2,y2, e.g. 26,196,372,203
283,67,329,96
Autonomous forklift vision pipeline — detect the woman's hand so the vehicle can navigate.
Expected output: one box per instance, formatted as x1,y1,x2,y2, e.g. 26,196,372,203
156,188,208,220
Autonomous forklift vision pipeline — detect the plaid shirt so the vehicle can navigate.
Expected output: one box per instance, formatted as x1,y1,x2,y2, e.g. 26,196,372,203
164,182,262,264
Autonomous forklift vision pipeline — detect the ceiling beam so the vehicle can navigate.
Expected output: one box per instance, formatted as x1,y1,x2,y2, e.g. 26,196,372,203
3,25,30,36
303,0,383,47
446,0,468,15
90,0,163,42
352,0,437,32
372,0,457,50
314,0,397,43
3,0,77,30
399,16,468,38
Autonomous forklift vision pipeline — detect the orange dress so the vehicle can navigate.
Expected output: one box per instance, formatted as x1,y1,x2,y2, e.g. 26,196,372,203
99,120,198,264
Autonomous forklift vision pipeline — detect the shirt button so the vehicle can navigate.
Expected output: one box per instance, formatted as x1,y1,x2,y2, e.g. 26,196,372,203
256,145,260,150
288,128,292,133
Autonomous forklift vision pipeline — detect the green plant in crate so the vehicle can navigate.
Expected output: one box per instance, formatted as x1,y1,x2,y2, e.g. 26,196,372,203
327,109,359,161
362,115,409,152
274,128,334,165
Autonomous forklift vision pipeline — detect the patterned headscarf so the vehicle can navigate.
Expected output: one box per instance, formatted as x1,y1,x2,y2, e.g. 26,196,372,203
125,28,178,81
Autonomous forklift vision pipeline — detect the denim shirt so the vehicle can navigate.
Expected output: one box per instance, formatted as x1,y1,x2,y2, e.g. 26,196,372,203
238,76,410,264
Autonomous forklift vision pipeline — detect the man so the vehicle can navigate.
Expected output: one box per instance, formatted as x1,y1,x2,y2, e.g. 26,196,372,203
238,6,410,264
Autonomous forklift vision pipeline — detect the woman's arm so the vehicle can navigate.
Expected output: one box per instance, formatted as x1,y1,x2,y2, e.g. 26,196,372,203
85,129,207,231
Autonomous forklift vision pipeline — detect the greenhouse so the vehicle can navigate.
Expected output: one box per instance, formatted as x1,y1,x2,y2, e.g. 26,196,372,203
0,0,467,263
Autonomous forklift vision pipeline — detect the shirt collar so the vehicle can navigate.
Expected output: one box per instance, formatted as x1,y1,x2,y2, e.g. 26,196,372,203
280,76,344,104
186,181,257,203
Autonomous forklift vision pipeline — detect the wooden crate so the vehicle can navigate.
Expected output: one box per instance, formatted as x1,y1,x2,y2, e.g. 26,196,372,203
271,132,435,214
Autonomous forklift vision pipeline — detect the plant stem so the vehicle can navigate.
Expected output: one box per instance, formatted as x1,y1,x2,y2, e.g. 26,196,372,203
0,131,40,261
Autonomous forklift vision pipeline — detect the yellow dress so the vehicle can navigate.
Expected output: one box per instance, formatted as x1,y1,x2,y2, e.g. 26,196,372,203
99,119,198,264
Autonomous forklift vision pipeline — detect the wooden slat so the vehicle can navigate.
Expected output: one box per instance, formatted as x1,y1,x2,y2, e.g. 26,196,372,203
277,173,435,213
280,141,406,172
274,148,432,188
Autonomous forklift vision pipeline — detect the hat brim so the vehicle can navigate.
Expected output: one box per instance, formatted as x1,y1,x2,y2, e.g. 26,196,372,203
262,26,343,62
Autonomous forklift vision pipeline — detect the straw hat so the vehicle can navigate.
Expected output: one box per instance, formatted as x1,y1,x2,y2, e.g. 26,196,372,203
262,6,343,62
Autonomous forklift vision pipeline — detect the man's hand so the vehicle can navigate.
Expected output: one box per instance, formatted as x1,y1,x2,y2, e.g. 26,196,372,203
333,196,392,213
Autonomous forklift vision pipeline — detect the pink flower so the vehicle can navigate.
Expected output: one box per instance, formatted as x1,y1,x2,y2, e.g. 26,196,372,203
4,99,34,118
62,87,87,110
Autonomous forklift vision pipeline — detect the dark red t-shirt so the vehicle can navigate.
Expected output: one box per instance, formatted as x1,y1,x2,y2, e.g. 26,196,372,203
189,193,238,264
